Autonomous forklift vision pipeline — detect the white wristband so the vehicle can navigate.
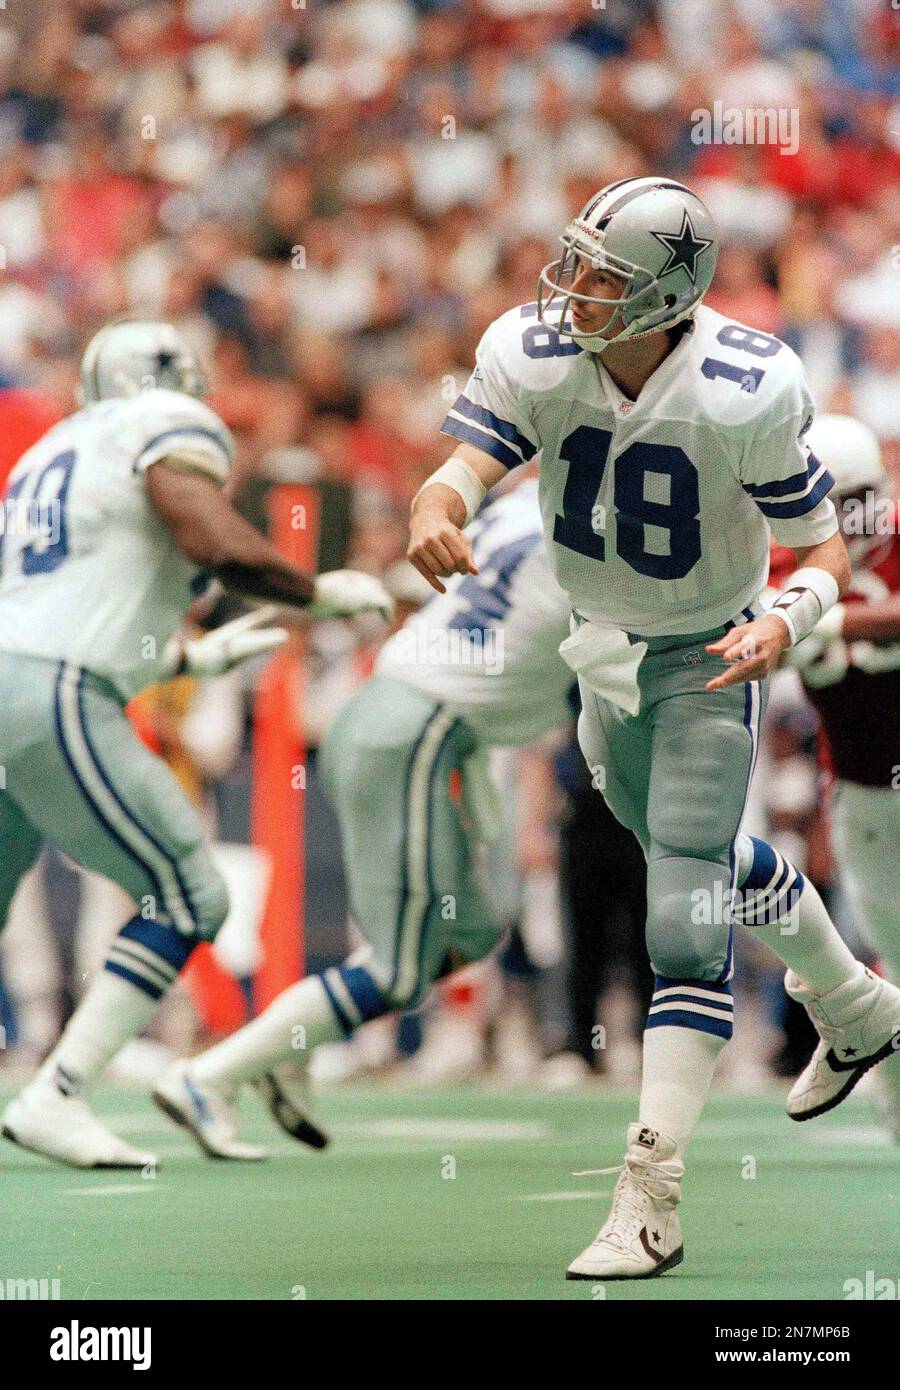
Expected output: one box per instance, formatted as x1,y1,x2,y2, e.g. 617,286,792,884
768,566,840,646
414,457,487,526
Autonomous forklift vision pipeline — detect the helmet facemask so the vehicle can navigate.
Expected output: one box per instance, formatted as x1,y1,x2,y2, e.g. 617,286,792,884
537,224,694,353
535,178,718,353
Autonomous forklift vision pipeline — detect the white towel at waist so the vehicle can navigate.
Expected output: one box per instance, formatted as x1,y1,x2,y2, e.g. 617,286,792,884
558,615,647,716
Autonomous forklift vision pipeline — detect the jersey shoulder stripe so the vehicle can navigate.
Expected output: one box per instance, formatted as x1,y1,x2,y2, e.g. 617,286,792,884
743,451,835,519
442,394,537,469
132,424,231,478
116,390,233,483
439,303,583,467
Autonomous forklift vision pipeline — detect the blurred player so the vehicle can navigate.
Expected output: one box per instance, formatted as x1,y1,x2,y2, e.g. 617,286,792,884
779,415,900,1141
152,478,575,1158
407,176,900,1279
0,319,391,1169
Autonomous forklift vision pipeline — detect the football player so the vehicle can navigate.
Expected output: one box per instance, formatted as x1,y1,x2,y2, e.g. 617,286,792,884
779,415,900,1141
407,176,900,1280
0,320,391,1169
151,477,575,1158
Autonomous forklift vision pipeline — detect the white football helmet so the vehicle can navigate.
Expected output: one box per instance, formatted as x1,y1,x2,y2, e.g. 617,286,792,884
804,414,885,499
537,176,718,352
805,414,887,567
79,320,208,405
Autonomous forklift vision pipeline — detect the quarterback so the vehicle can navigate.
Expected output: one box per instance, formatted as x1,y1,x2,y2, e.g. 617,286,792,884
150,479,575,1158
0,320,391,1169
408,176,900,1280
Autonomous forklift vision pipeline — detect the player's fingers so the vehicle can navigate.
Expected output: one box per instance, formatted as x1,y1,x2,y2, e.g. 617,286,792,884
706,632,742,655
408,552,446,595
705,658,765,691
420,538,458,575
446,535,477,576
409,534,454,575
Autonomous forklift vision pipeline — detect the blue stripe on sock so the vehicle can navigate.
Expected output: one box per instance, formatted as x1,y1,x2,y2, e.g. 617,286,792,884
652,991,734,1012
118,914,194,972
104,960,165,1001
320,972,353,1036
740,836,780,892
337,965,387,1022
645,1008,733,1040
654,975,732,996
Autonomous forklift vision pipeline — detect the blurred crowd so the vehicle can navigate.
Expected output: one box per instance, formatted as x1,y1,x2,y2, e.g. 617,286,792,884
0,0,898,1086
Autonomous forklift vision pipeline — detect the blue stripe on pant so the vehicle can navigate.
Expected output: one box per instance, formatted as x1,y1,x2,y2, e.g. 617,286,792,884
53,662,200,935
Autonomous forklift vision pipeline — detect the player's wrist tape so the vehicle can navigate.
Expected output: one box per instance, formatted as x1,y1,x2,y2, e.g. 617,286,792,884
768,566,840,646
414,457,486,526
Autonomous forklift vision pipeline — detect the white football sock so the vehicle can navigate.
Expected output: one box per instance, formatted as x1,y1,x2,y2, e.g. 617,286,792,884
736,837,858,996
190,976,346,1087
639,1025,726,1159
746,877,858,996
38,971,158,1094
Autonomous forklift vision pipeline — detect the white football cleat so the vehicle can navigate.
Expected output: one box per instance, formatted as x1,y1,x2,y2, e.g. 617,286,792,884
1,1079,159,1170
255,1062,328,1150
566,1124,684,1281
153,1062,268,1161
786,965,900,1121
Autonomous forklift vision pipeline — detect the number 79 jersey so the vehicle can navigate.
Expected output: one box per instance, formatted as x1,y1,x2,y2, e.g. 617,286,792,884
442,303,838,637
0,389,233,701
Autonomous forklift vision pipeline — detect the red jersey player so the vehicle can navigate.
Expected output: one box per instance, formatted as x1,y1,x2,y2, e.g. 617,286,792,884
773,414,900,1140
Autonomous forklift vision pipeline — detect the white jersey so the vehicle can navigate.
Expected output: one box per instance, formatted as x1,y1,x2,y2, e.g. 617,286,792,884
0,389,233,701
377,481,574,744
441,303,838,637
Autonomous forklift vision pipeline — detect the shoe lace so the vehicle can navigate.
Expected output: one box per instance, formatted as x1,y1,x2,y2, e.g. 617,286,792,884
573,1155,680,1251
805,999,842,1046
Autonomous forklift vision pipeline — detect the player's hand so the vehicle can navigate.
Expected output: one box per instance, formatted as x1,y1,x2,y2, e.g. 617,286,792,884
704,615,791,691
162,609,289,678
407,510,477,595
307,570,394,623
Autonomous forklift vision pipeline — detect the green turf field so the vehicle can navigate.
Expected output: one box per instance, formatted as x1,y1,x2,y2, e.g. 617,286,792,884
0,1082,896,1300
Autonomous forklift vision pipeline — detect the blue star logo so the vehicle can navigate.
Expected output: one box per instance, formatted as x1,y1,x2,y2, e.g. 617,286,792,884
651,211,714,286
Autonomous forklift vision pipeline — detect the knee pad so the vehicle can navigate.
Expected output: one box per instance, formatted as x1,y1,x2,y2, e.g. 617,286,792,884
648,718,749,859
646,855,731,982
